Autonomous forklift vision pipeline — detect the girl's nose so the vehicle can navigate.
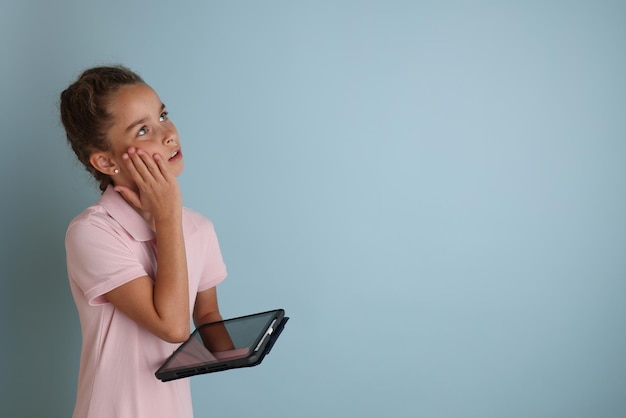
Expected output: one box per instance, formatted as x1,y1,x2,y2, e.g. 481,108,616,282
162,127,176,144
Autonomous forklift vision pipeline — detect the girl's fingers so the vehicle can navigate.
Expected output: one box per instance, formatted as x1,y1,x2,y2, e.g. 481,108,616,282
124,148,168,183
152,153,174,180
113,185,143,210
135,150,162,180
121,150,148,182
118,148,181,219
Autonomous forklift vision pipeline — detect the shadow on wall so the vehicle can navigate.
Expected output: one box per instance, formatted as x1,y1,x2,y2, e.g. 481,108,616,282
1,154,84,416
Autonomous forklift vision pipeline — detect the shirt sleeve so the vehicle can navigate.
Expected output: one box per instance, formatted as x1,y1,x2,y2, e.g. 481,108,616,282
191,212,227,292
66,216,149,306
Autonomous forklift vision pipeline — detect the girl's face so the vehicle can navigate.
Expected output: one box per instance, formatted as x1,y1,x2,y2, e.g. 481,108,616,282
103,83,184,187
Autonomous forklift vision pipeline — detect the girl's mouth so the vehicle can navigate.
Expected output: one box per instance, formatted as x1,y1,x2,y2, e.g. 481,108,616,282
169,149,182,162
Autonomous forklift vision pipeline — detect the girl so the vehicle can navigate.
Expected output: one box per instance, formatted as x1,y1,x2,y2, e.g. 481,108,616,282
60,65,228,417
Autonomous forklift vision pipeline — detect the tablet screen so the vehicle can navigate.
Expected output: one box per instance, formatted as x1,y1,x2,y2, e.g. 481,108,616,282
157,310,282,375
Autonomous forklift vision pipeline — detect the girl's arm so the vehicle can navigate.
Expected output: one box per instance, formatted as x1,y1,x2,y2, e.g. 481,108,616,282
104,148,190,343
193,287,235,351
193,287,223,326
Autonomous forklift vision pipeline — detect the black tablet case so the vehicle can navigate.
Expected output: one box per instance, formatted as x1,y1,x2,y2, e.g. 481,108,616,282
155,309,288,382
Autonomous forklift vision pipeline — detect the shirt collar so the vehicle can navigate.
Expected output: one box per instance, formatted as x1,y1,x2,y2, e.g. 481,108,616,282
98,186,156,242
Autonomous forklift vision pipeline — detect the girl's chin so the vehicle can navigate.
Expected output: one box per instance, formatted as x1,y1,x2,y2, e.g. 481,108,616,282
171,164,184,177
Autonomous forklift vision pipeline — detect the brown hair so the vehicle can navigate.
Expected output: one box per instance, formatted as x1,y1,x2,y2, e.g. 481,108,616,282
60,65,144,191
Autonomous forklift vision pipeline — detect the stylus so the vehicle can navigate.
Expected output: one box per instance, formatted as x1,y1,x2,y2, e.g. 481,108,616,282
254,319,277,352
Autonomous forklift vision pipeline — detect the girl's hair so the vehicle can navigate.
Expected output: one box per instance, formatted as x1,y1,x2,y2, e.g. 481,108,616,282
60,65,144,191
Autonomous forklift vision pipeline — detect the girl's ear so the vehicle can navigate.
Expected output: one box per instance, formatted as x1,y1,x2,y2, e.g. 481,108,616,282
89,152,119,176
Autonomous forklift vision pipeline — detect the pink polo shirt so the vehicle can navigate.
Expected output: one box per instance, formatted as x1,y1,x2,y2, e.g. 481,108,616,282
66,186,227,418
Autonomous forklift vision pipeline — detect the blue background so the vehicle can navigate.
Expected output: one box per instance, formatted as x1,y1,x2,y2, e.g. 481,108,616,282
1,1,625,417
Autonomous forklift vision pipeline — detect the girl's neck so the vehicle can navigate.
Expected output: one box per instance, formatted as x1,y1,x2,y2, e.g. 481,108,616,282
118,192,156,230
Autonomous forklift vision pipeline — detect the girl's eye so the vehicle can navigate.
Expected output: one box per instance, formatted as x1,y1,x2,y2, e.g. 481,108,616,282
160,111,169,122
138,127,147,136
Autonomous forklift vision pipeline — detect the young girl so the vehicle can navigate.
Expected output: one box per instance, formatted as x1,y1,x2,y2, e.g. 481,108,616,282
60,65,228,417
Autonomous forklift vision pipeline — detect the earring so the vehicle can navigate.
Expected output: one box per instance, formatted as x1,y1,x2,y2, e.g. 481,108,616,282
113,168,120,174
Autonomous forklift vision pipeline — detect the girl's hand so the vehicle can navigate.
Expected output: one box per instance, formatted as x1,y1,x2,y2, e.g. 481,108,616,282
114,147,182,223
106,146,190,343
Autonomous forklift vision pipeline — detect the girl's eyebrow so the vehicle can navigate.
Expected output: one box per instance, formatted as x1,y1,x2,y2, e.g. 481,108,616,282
124,103,166,133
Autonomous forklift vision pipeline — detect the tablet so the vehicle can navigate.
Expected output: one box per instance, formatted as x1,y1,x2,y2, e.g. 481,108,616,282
155,309,288,382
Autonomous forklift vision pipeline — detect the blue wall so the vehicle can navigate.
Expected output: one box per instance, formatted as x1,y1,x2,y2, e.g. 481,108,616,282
1,1,625,417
